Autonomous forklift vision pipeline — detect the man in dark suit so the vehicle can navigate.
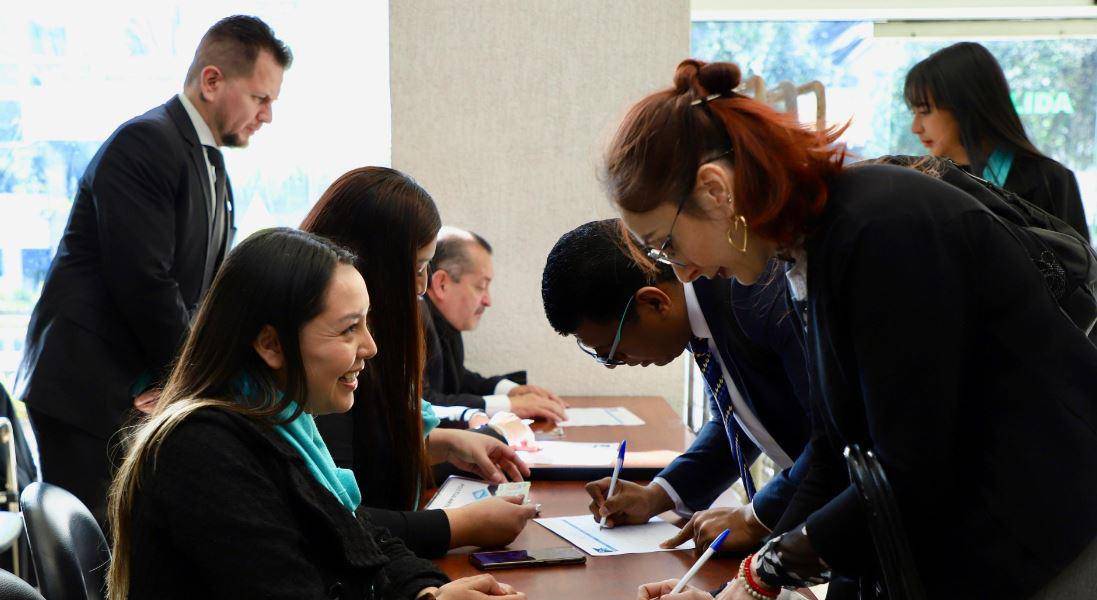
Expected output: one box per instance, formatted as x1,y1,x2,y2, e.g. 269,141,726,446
423,227,568,424
541,220,812,555
17,15,291,525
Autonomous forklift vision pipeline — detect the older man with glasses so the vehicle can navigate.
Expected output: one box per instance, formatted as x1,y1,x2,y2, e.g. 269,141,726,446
542,219,818,563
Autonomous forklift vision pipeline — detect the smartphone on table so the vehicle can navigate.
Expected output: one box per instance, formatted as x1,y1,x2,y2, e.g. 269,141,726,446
469,547,586,570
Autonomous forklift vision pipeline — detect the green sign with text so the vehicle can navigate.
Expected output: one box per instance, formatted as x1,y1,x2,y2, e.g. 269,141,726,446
1011,90,1075,115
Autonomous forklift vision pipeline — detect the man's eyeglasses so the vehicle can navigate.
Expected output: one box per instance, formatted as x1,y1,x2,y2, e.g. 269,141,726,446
644,148,733,268
576,295,634,368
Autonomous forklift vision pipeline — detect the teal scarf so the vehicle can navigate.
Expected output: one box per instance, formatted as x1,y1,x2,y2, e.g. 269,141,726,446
273,401,362,513
234,374,361,512
421,399,440,436
982,147,1014,187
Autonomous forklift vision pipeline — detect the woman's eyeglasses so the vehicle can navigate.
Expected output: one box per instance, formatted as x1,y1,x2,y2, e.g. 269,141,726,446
644,148,732,268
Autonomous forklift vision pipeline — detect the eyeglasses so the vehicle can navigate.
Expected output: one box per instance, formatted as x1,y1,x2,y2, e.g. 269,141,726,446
575,295,634,368
645,195,690,267
644,148,733,268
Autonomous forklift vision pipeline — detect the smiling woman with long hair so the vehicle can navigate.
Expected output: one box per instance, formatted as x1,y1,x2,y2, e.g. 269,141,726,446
106,228,523,600
608,59,1097,600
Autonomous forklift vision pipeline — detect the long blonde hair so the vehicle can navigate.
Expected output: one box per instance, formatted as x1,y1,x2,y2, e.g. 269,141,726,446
106,228,356,598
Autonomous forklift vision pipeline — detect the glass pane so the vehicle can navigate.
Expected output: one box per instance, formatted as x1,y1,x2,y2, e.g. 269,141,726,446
0,3,390,391
691,20,1097,243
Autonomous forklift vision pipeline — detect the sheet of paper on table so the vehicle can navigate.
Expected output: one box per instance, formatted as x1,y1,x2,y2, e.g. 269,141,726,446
516,441,619,466
424,476,493,510
560,406,645,427
535,515,695,556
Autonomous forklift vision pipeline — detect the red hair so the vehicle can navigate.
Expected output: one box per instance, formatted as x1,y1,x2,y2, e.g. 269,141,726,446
604,59,847,247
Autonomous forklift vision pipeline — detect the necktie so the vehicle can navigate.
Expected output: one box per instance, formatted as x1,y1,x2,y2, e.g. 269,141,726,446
690,337,757,500
201,145,228,291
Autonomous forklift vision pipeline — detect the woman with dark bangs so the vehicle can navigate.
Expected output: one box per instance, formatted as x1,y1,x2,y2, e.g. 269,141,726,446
301,167,536,559
606,59,1097,600
906,41,1090,242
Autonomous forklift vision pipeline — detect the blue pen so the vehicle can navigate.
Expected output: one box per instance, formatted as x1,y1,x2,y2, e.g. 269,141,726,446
669,528,731,594
598,440,627,529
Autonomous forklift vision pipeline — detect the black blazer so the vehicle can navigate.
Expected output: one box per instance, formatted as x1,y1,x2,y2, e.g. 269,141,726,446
18,96,234,438
1003,153,1089,242
128,408,448,599
422,297,525,410
773,164,1097,598
657,274,812,528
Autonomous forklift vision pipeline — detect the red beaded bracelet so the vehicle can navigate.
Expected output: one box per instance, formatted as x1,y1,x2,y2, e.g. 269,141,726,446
740,553,779,599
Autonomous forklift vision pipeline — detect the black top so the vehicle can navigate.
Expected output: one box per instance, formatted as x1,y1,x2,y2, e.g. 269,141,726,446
314,408,453,558
422,296,525,410
1003,152,1089,242
19,96,235,439
128,407,448,599
772,164,1097,598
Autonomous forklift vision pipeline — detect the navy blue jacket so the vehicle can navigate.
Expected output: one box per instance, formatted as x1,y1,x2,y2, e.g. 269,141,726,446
656,271,812,527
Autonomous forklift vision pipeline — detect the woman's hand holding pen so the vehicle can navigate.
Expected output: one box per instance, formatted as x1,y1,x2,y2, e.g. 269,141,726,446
635,579,712,600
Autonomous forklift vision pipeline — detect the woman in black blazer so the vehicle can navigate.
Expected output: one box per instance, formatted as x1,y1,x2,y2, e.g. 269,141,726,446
906,41,1090,242
606,59,1097,600
106,228,523,600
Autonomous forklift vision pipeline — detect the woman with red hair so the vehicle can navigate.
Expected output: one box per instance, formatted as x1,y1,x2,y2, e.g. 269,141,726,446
610,59,1097,600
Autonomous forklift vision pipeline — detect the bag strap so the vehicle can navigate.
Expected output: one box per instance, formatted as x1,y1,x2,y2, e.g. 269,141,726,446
844,444,927,600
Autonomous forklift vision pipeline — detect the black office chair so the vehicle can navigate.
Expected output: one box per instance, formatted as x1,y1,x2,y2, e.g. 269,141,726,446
844,444,926,600
0,569,44,600
19,483,110,600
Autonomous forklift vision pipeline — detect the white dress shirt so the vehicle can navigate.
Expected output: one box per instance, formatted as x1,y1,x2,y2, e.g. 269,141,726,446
482,379,518,415
652,281,793,518
177,93,219,214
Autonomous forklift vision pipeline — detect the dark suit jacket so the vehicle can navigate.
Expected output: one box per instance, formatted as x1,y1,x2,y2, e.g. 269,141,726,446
18,96,234,439
129,408,447,599
774,164,1097,598
422,297,525,410
1003,152,1089,242
657,273,812,528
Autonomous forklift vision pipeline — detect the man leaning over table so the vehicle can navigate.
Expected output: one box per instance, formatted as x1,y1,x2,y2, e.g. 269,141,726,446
541,219,814,558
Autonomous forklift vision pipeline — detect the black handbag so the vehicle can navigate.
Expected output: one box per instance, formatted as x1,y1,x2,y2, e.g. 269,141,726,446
844,444,926,600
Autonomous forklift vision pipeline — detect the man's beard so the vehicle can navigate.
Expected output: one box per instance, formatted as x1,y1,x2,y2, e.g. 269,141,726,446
221,131,248,148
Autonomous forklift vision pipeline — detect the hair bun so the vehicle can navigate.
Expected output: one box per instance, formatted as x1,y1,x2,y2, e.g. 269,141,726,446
673,58,741,98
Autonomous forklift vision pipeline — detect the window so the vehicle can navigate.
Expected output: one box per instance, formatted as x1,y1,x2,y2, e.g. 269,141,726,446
0,3,390,391
691,19,1097,242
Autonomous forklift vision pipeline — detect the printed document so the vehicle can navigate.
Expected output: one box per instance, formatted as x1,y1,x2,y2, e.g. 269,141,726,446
560,407,645,427
535,515,694,556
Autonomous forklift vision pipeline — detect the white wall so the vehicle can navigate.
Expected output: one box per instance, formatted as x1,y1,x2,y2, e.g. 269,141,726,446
390,0,691,408
693,0,1092,8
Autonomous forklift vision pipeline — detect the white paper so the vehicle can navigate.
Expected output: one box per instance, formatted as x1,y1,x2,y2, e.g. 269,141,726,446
560,407,645,427
516,441,619,467
535,515,694,556
424,476,493,510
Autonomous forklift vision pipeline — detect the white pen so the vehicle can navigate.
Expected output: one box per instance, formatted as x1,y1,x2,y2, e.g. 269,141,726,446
669,528,731,594
599,439,627,529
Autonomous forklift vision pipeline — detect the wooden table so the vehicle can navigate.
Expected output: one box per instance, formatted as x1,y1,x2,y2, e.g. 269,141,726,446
431,396,741,598
523,395,697,480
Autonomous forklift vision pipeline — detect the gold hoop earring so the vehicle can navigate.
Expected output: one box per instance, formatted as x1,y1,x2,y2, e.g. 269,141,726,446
727,215,749,253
